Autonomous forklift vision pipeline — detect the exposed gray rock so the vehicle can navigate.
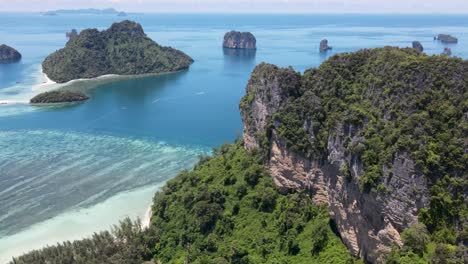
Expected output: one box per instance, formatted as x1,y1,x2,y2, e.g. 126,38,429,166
436,34,458,44
320,39,332,52
442,47,452,56
412,41,424,52
223,31,256,49
0,44,21,63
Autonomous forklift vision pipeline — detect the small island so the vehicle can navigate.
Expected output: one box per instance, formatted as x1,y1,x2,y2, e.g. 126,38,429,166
30,90,89,104
0,44,22,63
117,12,127,17
42,20,193,83
319,39,332,52
412,41,424,52
442,47,452,56
223,31,256,49
436,34,458,44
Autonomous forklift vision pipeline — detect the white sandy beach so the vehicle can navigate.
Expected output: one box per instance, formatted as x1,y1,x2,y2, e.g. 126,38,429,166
1,65,183,106
0,184,159,263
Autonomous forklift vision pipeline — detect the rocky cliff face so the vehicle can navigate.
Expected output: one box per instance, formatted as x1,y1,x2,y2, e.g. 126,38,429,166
223,31,256,49
0,44,21,63
240,47,467,263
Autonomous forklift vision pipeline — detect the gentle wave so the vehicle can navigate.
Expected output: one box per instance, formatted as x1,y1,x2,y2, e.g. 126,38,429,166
0,129,208,237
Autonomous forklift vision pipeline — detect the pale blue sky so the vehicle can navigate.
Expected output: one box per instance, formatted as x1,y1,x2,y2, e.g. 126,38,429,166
1,0,468,13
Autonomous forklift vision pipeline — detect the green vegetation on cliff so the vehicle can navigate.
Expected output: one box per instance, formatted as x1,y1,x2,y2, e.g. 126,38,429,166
42,20,193,83
240,47,467,263
30,90,89,104
11,142,356,264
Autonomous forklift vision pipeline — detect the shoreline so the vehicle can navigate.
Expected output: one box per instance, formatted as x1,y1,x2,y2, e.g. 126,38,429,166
0,68,187,106
0,184,160,263
141,205,152,230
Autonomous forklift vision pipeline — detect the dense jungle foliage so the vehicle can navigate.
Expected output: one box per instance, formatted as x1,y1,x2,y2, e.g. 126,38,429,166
30,90,89,104
42,20,193,83
240,47,467,263
11,142,357,264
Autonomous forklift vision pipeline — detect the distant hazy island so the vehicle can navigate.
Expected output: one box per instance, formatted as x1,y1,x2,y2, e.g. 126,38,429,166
43,8,121,15
42,20,193,83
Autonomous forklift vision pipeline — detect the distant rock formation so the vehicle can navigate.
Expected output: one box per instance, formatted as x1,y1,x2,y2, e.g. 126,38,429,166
223,31,256,49
442,47,452,56
436,34,458,44
0,44,22,63
66,29,79,41
412,41,424,52
117,12,127,17
319,39,332,52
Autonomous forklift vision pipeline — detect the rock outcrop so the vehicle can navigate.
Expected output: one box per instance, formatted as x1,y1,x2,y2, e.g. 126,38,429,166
412,41,423,52
240,47,467,263
42,20,193,83
442,47,452,56
320,39,332,52
436,34,458,44
223,31,256,49
0,44,22,63
66,29,78,41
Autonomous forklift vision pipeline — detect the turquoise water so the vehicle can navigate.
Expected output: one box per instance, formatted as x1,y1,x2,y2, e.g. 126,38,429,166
1,13,468,261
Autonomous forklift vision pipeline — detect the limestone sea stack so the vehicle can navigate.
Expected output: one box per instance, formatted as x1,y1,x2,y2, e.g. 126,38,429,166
442,47,452,56
412,41,424,52
436,34,458,44
0,44,22,63
223,31,256,49
319,39,332,52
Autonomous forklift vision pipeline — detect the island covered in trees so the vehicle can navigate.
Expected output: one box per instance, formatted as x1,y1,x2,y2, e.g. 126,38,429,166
42,20,193,83
30,90,89,104
0,44,22,63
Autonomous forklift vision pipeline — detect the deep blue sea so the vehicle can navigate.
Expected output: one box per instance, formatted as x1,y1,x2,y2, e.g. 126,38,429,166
0,13,467,261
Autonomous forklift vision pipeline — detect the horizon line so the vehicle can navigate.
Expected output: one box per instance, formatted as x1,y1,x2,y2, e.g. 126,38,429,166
2,10,468,15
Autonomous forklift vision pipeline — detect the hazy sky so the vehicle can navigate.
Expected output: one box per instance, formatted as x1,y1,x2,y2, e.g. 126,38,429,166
1,0,468,13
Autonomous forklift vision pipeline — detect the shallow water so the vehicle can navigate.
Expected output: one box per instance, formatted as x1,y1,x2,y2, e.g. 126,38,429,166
0,13,467,262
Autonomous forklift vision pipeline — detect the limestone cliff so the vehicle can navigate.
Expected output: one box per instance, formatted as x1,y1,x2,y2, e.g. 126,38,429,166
223,31,256,49
240,47,467,263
